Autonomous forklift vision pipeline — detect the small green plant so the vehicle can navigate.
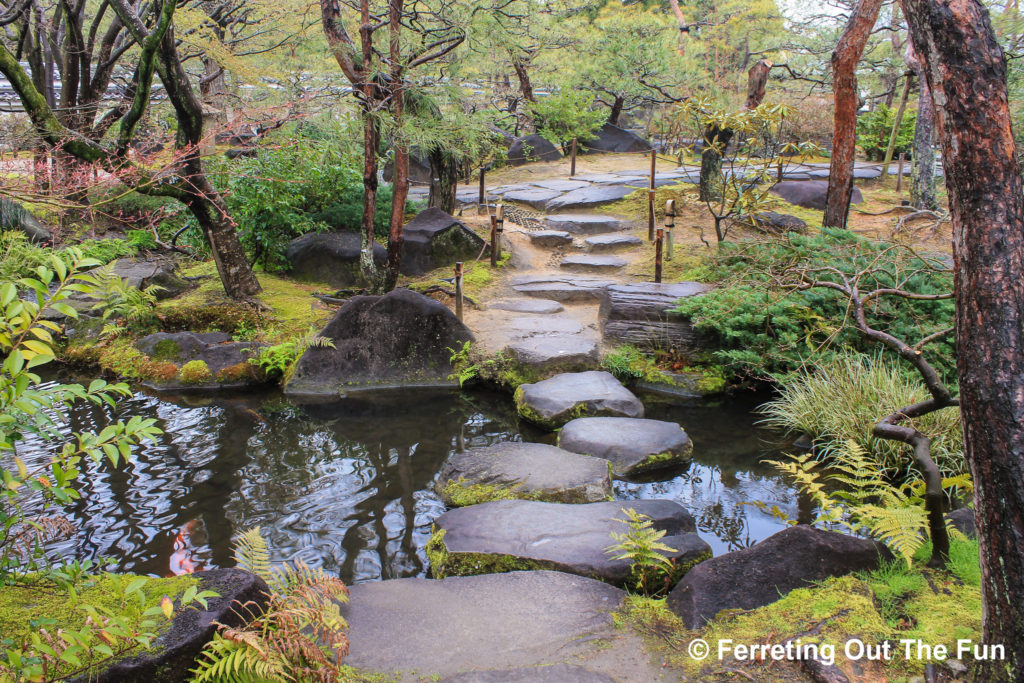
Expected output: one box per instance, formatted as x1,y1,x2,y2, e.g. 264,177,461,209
190,527,350,683
605,508,678,597
447,341,479,387
247,332,335,382
179,360,212,384
126,229,159,251
89,263,162,335
602,345,661,383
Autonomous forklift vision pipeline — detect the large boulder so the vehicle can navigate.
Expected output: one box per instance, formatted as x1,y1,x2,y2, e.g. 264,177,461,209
770,180,862,211
112,257,189,300
285,288,473,397
598,282,710,351
285,232,386,288
507,134,562,166
581,123,652,154
134,331,266,391
429,499,710,586
558,417,693,478
666,525,894,628
401,208,488,276
513,370,644,430
435,442,613,505
0,197,50,243
384,151,433,183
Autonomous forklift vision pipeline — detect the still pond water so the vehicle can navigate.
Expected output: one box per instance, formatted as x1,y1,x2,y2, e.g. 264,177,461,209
19,377,806,583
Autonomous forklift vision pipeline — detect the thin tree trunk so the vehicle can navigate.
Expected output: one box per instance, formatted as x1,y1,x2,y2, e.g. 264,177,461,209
904,44,938,210
881,73,912,175
823,0,884,229
608,96,624,126
360,113,380,284
512,56,536,132
383,0,408,293
901,0,1024,677
428,149,458,214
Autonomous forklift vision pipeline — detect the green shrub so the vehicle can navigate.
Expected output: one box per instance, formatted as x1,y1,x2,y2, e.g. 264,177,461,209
530,91,606,150
856,104,917,162
0,232,133,281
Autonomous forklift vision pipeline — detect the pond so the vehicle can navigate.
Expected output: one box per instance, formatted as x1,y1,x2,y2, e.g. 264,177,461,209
17,376,806,583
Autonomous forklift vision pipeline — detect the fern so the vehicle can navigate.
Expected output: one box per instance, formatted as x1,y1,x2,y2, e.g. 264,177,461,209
605,508,679,596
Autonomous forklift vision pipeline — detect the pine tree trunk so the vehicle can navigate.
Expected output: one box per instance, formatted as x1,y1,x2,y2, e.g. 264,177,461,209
904,45,938,210
901,0,1024,677
608,96,624,126
823,0,883,229
428,149,458,214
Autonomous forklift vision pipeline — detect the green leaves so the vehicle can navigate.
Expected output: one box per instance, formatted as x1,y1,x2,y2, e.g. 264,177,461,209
605,508,678,597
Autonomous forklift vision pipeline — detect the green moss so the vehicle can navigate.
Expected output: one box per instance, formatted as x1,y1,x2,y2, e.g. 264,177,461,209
440,478,525,507
179,359,212,384
426,526,548,578
631,450,689,475
72,336,180,383
149,338,183,362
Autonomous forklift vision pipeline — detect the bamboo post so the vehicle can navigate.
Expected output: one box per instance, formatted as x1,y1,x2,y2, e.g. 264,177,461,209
648,149,656,241
896,153,905,193
495,204,504,262
454,262,464,321
654,228,664,283
570,138,578,177
478,168,486,215
489,215,498,267
665,199,675,261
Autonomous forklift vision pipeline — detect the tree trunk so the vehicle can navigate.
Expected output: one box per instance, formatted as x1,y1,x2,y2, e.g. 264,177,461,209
608,96,624,126
360,112,380,284
698,59,771,203
428,149,458,214
901,0,1024,677
881,74,912,175
823,0,884,229
512,56,536,132
383,0,408,293
904,44,938,210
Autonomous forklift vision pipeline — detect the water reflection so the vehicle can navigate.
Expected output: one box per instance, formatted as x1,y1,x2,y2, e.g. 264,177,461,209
15,378,802,582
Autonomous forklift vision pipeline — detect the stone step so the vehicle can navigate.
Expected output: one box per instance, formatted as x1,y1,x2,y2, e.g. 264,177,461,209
503,188,562,209
558,416,693,478
429,499,711,586
435,442,613,506
505,335,600,376
560,254,627,273
599,282,710,350
544,214,629,235
510,275,615,302
546,184,636,211
488,299,564,315
514,370,643,430
528,230,573,248
585,234,644,252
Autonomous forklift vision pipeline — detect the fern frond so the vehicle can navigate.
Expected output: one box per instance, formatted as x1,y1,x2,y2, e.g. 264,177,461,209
234,527,272,583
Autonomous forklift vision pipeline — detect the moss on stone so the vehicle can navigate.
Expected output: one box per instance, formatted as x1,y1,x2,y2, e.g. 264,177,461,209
426,526,550,579
439,478,524,507
149,338,183,362
216,362,258,383
631,450,690,476
179,359,212,384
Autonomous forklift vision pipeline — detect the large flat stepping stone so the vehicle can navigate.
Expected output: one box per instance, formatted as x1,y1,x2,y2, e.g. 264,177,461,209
529,230,573,247
560,254,627,273
853,167,882,179
435,442,612,506
441,665,617,682
559,417,693,477
338,571,631,679
503,188,563,209
514,370,643,430
502,316,584,338
599,282,711,351
570,173,646,184
489,299,564,314
429,500,709,586
546,185,635,211
529,179,591,192
544,214,629,235
505,336,600,374
585,234,643,252
511,275,615,302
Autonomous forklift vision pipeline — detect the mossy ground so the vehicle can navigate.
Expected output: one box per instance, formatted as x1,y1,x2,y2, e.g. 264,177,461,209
614,538,983,682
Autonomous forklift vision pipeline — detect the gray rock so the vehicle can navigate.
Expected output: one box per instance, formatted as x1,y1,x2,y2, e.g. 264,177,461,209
947,507,976,539
750,211,808,235
384,151,432,183
508,134,562,165
529,179,591,192
435,442,612,505
503,188,563,209
599,282,710,350
570,173,645,184
560,254,628,272
430,500,707,586
558,417,693,477
0,197,50,243
338,572,633,680
621,176,687,189
489,299,564,314
401,207,488,276
441,665,617,683
581,123,652,154
770,180,862,211
511,274,614,302
529,230,574,247
544,214,630,235
502,316,585,338
134,331,265,391
780,172,811,181
546,185,636,211
286,288,472,396
514,370,644,429
285,232,386,288
807,168,832,179
853,167,882,179
666,525,895,628
585,234,643,252
505,336,600,374
111,258,188,300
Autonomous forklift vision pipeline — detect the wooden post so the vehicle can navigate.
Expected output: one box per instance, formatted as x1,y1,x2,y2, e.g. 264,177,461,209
648,149,656,241
654,228,664,283
896,153,905,192
570,138,578,177
454,262,464,321
665,199,675,261
478,167,486,215
777,158,784,183
489,215,498,267
495,204,504,262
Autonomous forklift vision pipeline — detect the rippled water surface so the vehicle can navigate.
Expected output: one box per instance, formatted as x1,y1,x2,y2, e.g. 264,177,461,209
17,377,804,582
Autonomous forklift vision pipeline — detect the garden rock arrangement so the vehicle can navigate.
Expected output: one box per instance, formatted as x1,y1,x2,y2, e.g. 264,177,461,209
599,281,711,350
514,370,644,429
510,274,616,301
286,288,473,397
285,231,386,288
428,499,709,585
581,123,652,154
666,524,895,628
134,331,266,391
112,257,189,300
543,214,629,235
770,179,863,211
435,442,613,505
400,207,488,276
507,134,562,165
558,416,693,477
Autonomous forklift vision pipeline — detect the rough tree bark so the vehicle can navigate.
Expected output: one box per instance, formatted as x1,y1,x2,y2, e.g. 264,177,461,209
901,0,1024,677
823,0,883,229
428,149,459,214
511,55,537,132
903,44,938,211
698,58,771,202
383,0,408,293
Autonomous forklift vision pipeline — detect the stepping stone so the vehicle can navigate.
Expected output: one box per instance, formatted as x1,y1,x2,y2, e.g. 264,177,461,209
429,500,710,586
585,234,643,252
505,336,600,374
514,370,643,430
490,183,536,193
560,254,628,273
489,299,564,314
886,166,913,175
599,282,710,350
511,275,615,302
503,316,585,338
441,664,618,682
503,188,563,209
853,167,882,179
435,442,613,506
529,230,573,247
770,180,862,211
621,176,686,188
544,214,629,235
529,179,591,192
546,185,636,211
807,168,831,178
780,172,811,181
339,571,639,680
570,173,644,184
558,417,693,477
